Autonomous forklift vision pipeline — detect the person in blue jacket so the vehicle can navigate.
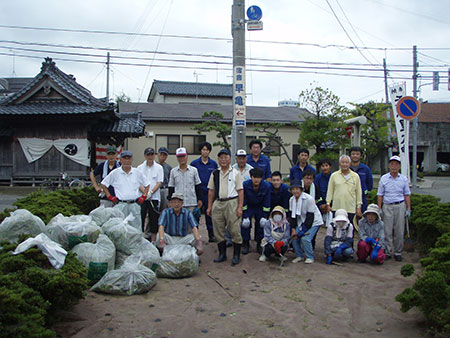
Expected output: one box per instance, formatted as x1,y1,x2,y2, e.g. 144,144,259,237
241,167,271,255
190,142,218,242
247,139,272,182
314,158,333,215
349,146,373,213
270,171,290,212
290,148,316,182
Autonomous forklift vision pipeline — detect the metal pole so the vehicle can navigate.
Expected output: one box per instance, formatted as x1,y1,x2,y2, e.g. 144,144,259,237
384,58,393,158
231,0,246,162
412,45,418,188
106,52,110,103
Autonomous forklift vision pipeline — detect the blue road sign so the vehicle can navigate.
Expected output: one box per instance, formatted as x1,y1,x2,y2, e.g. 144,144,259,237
396,96,421,120
247,6,262,21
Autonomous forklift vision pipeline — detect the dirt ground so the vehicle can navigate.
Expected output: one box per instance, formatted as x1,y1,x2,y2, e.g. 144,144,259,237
52,219,426,338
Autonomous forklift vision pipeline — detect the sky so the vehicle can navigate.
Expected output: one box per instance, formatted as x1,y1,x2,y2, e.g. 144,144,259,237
1,0,450,108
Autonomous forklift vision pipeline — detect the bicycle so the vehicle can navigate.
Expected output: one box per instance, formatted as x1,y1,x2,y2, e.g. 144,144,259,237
40,172,86,191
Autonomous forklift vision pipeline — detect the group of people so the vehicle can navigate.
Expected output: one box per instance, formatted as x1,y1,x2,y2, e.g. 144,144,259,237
90,141,412,267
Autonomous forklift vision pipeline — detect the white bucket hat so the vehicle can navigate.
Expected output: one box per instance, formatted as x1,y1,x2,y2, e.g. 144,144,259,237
363,203,381,219
333,209,349,224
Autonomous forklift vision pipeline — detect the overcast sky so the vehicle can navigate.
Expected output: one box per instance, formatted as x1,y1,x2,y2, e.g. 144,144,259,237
1,0,449,107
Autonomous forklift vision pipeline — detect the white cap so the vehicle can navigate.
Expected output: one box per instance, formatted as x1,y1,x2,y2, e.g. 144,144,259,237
389,155,401,163
176,147,187,157
236,149,247,156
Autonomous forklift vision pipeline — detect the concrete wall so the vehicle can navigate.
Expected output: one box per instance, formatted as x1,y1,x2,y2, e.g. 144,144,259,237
415,122,450,171
127,121,307,177
152,92,231,105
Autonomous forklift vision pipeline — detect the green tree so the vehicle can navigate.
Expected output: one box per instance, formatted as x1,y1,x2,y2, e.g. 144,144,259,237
346,101,391,172
293,85,348,165
115,91,131,105
192,111,231,149
253,122,294,166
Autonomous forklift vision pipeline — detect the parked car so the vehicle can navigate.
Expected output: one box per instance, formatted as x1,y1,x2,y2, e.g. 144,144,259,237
436,161,450,172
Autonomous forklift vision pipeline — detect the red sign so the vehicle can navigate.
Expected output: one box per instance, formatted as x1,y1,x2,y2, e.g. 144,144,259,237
345,126,353,138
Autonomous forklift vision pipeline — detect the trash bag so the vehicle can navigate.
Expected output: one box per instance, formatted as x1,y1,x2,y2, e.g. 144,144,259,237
102,215,144,255
124,238,161,271
156,244,199,279
72,234,116,283
115,251,130,269
113,203,142,230
0,209,46,243
90,255,157,296
12,233,67,269
46,214,102,250
89,205,124,227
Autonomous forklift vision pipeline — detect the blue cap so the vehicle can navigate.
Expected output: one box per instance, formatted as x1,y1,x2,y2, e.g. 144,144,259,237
218,148,231,156
289,179,304,190
120,150,133,158
158,147,169,155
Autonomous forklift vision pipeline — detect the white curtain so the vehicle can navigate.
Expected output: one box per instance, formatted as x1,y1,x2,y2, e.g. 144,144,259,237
18,138,90,167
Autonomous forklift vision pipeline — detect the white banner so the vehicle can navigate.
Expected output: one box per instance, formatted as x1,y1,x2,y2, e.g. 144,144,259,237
388,83,410,181
18,138,90,167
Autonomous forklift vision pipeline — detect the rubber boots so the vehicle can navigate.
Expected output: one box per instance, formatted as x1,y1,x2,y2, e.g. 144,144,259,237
231,243,241,266
214,241,227,263
256,239,262,255
207,228,216,243
242,240,250,255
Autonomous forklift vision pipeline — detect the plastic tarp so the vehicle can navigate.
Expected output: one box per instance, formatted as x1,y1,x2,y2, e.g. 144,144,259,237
72,234,116,283
90,255,157,296
0,209,46,243
46,214,102,250
156,244,199,279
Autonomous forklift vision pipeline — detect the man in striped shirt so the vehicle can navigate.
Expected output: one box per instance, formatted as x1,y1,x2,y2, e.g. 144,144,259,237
157,192,203,255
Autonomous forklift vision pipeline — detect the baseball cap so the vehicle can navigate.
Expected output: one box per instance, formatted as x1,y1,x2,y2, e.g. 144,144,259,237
106,145,117,154
170,192,184,200
176,147,187,157
289,179,304,190
120,150,133,158
236,149,247,156
389,155,401,163
158,147,169,155
144,147,155,155
218,148,231,156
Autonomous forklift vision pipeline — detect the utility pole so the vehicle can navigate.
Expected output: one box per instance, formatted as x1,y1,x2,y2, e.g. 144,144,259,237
383,58,393,159
412,45,418,188
106,52,110,103
231,0,246,162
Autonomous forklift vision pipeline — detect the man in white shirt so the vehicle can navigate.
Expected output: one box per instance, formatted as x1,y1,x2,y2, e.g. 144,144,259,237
101,150,150,230
137,147,164,241
232,149,253,182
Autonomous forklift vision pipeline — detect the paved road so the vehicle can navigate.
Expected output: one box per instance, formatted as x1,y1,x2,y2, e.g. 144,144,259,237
0,187,38,212
411,176,450,203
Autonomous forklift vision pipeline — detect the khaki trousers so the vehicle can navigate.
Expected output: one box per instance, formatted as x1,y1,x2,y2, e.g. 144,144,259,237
211,198,242,244
383,202,406,257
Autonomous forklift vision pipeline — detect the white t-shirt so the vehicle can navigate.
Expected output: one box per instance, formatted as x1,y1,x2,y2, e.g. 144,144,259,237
101,167,151,201
137,161,164,201
289,192,323,228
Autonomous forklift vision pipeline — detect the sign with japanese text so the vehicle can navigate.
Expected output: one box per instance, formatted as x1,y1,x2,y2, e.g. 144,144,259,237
233,66,246,126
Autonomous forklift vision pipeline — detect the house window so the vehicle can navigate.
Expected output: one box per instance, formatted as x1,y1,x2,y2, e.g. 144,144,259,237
182,135,206,155
156,135,180,154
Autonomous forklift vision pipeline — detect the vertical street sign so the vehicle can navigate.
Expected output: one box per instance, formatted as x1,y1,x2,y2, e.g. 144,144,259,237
233,66,246,127
433,71,439,91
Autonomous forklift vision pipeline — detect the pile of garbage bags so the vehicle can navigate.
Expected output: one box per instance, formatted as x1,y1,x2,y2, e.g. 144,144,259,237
0,205,200,296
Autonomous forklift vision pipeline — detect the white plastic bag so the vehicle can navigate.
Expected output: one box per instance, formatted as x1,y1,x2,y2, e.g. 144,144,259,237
0,209,46,243
90,255,157,296
113,203,142,230
13,233,67,269
124,238,161,271
89,205,124,227
46,214,102,250
72,234,116,283
102,215,144,255
156,244,199,279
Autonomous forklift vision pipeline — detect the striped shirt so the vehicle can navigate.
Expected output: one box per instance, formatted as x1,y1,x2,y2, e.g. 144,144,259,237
158,207,198,237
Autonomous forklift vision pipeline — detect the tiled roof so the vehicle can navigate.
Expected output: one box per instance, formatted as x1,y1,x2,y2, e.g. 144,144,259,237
0,77,34,94
0,102,111,115
93,112,145,136
149,80,232,100
119,102,311,124
0,58,108,107
418,102,450,123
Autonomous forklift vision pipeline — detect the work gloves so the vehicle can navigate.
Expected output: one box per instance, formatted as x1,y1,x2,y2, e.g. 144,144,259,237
326,255,333,265
274,241,284,254
259,217,270,228
137,194,147,205
365,237,376,245
335,243,348,257
405,209,411,218
195,239,203,256
242,218,251,228
296,224,308,238
107,195,119,205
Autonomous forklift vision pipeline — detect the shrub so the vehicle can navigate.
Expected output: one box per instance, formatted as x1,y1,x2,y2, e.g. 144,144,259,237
0,237,89,335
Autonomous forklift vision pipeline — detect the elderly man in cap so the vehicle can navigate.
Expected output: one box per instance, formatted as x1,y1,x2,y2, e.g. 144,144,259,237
377,155,411,261
324,209,354,264
90,145,121,207
289,179,323,264
168,147,203,212
232,149,253,181
157,192,203,255
357,204,386,264
156,147,172,211
207,148,244,265
101,150,150,230
190,142,218,242
137,147,164,241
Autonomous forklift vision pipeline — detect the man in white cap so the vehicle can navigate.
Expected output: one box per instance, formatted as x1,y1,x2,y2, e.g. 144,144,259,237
232,149,253,182
101,150,150,230
377,155,411,261
324,209,354,264
168,147,203,212
356,204,386,264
